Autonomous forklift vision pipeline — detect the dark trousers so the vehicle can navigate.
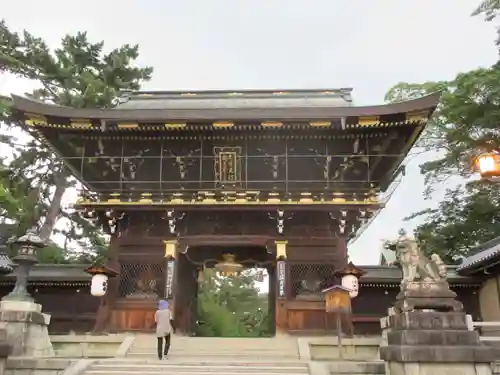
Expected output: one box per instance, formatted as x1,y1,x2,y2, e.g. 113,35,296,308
157,334,171,359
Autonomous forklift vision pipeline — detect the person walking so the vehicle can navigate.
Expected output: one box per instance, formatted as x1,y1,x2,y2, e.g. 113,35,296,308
155,299,174,360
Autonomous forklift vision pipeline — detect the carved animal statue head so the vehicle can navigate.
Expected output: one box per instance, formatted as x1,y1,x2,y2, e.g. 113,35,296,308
396,233,420,254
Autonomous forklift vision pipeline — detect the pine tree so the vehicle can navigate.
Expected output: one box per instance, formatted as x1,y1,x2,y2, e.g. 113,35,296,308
0,20,153,262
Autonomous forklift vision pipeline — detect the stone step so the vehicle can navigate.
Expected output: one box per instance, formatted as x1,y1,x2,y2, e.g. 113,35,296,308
85,361,308,375
132,346,298,351
128,337,299,358
131,347,299,351
127,348,299,358
326,360,385,375
132,340,297,349
126,353,300,360
95,359,306,365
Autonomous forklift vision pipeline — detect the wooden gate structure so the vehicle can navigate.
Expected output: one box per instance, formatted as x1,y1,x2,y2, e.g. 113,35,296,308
10,88,440,334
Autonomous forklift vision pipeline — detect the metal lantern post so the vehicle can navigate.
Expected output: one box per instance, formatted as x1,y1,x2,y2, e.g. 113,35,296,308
2,228,45,302
322,285,352,360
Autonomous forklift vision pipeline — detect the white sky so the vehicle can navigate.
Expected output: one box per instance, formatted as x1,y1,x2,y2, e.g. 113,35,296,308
0,0,498,266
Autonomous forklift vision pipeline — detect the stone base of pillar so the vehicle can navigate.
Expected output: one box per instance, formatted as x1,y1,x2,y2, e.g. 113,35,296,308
380,311,499,375
0,300,54,357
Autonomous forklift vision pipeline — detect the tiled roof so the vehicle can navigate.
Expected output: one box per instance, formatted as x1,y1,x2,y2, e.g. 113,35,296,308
457,236,500,274
11,91,440,122
0,253,14,275
356,265,473,284
379,248,397,265
0,263,91,282
0,263,478,285
116,88,354,110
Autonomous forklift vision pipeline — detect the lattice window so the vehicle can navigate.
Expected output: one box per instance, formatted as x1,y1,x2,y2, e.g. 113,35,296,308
289,263,336,299
119,262,165,299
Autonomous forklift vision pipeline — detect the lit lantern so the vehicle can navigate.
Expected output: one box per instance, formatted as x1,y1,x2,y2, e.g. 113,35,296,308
334,262,366,299
85,265,119,297
475,153,500,178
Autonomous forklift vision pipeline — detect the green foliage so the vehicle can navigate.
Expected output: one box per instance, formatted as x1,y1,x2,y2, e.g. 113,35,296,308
407,182,500,264
382,4,500,262
473,0,500,47
0,20,152,263
196,269,270,337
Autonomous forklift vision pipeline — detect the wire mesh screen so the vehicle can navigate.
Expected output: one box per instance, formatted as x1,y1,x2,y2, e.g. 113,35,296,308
119,262,165,299
289,263,337,299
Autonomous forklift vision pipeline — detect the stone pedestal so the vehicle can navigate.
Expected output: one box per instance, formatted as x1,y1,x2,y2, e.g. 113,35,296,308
0,300,54,357
393,281,464,313
380,310,499,375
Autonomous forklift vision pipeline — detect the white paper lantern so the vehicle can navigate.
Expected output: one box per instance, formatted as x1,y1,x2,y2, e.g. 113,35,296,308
91,274,109,297
341,274,359,298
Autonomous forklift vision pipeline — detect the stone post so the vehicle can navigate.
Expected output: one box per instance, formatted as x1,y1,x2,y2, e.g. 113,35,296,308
0,228,54,357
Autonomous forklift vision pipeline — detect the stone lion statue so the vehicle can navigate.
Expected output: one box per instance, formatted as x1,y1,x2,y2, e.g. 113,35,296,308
396,233,447,289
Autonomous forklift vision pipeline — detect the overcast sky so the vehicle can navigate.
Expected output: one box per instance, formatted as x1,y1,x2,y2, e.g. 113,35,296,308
1,0,498,265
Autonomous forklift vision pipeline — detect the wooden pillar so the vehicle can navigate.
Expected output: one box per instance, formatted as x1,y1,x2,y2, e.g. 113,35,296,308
336,235,348,268
172,254,199,335
275,240,288,334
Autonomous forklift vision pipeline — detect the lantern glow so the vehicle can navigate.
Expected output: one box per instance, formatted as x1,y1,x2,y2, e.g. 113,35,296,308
476,153,500,178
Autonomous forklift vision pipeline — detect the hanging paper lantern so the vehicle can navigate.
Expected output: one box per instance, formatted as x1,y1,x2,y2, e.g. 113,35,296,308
341,274,359,298
334,262,366,299
91,274,108,297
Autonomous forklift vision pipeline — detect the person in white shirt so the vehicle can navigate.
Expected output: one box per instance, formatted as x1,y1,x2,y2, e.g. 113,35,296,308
155,299,175,359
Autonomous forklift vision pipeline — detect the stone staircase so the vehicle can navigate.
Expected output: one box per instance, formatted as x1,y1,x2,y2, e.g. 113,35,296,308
127,335,301,359
84,358,309,375
82,335,309,375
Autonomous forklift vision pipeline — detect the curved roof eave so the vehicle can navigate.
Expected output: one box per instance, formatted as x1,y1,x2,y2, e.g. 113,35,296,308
10,92,441,121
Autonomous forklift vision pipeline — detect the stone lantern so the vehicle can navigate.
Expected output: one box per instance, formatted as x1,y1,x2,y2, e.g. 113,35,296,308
0,228,54,357
2,228,44,302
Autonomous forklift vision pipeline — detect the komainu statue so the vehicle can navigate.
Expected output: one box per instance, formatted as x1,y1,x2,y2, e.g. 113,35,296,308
396,233,447,288
393,232,463,313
